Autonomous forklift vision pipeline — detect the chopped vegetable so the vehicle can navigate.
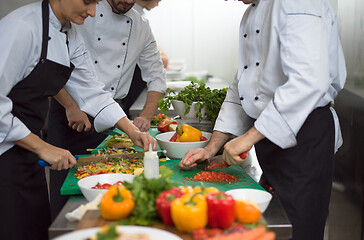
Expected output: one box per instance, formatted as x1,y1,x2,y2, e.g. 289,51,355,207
187,171,239,183
151,113,168,126
157,118,177,132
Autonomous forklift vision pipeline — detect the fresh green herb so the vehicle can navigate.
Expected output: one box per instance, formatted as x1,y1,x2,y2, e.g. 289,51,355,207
96,224,119,240
119,166,178,226
157,82,227,124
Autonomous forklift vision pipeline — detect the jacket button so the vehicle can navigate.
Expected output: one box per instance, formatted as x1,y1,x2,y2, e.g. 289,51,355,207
111,87,114,90
244,34,247,38
48,36,51,40
240,97,244,100
95,60,98,64
100,14,103,17
127,20,130,23
254,96,259,100
256,29,260,34
252,3,256,7
117,65,121,68
122,42,126,46
256,62,260,66
98,37,101,41
244,65,248,69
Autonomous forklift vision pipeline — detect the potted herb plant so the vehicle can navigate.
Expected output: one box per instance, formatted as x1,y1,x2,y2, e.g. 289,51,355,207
157,82,227,124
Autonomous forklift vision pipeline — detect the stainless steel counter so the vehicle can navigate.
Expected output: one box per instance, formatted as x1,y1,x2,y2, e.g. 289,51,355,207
49,193,292,239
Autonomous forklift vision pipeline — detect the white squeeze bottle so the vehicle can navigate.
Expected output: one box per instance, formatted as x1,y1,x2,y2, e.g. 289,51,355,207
143,144,159,179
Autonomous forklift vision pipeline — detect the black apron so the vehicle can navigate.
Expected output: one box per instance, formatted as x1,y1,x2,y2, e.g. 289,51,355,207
0,1,74,239
255,105,335,240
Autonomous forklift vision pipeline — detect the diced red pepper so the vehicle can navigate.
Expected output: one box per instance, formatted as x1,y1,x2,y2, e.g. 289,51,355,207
157,118,178,132
206,192,235,229
155,187,184,225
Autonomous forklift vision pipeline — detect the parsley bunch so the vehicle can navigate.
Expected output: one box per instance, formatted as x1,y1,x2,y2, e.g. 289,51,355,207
119,166,178,226
158,82,227,124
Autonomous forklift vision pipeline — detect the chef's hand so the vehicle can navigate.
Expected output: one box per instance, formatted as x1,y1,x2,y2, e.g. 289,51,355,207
38,144,77,171
116,117,157,152
223,126,264,165
179,148,213,171
65,107,91,132
133,116,150,132
14,133,77,170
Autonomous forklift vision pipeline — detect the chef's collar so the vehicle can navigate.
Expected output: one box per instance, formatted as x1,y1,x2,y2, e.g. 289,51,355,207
49,4,63,31
48,4,72,32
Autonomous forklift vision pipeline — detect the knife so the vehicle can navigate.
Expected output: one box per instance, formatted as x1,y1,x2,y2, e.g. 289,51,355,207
37,152,144,168
196,152,249,170
196,155,230,170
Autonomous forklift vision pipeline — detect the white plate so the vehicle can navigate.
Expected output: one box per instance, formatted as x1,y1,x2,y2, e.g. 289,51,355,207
53,225,182,240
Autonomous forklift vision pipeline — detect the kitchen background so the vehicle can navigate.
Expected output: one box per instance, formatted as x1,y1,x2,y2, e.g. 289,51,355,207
1,0,363,239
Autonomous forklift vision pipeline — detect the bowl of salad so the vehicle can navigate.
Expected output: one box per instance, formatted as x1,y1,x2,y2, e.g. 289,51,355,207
78,173,135,201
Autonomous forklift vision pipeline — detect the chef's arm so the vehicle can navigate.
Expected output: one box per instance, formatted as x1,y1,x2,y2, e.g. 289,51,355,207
114,116,158,152
133,91,164,132
179,130,231,170
54,88,92,132
14,133,77,170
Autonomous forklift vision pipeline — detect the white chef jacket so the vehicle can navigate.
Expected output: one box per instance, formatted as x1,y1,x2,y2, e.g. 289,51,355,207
133,3,145,17
0,2,125,155
214,0,346,152
74,0,167,100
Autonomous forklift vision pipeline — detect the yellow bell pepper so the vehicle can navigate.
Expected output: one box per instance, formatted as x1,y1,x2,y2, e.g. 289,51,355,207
179,185,219,196
176,124,202,142
171,193,208,232
100,185,135,221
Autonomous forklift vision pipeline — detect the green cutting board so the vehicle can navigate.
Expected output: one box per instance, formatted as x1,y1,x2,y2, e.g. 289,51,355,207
61,159,263,195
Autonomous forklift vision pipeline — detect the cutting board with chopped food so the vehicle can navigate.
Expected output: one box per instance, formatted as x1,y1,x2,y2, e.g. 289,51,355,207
162,160,264,192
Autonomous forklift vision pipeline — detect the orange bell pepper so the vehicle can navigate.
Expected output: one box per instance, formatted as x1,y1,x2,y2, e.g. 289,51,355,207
100,185,135,221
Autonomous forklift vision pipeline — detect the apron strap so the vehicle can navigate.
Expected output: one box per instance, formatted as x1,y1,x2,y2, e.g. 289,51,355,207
40,0,49,61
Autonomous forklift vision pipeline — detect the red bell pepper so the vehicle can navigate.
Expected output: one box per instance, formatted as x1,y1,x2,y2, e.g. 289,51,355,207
157,118,177,132
206,192,235,229
200,136,208,141
170,132,178,142
155,187,184,225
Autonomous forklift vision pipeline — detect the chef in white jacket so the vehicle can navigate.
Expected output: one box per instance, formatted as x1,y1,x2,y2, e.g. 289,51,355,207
47,0,167,221
0,0,156,239
180,0,346,239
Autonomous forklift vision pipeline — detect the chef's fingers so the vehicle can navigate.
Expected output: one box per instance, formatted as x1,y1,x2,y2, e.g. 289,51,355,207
83,119,92,132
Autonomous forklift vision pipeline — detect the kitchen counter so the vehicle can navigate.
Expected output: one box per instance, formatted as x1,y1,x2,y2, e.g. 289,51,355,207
49,192,292,240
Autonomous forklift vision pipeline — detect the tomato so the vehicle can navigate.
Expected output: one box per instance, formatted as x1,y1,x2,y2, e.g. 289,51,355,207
192,228,208,240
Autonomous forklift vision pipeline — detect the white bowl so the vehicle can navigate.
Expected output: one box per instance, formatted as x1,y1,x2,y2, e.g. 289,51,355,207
78,173,135,202
172,100,207,121
225,189,273,213
156,131,211,159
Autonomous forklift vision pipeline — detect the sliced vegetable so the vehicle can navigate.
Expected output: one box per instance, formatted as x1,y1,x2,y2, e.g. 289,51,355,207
157,118,177,132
